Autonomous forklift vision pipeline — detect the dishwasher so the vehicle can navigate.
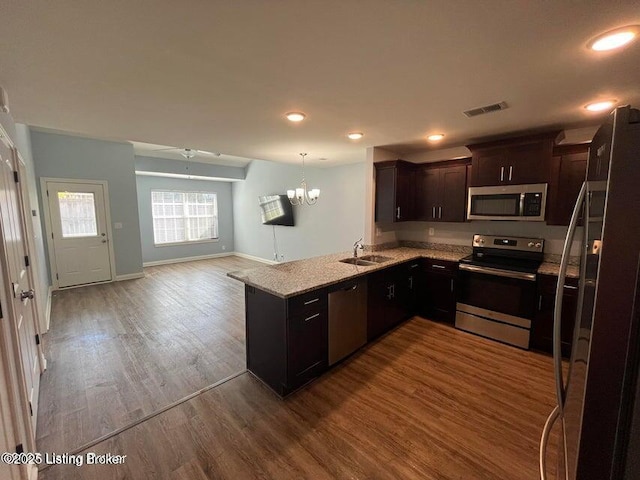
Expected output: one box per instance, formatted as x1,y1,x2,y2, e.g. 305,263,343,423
328,278,368,366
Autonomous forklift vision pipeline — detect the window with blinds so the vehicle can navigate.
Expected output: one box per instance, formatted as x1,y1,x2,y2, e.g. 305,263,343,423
151,191,219,245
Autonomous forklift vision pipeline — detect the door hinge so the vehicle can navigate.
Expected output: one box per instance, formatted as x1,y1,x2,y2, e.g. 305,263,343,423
16,444,24,454
24,255,30,267
46,189,49,197
56,273,59,280
35,334,40,345
51,232,54,239
13,170,18,183
0,301,3,318
29,402,33,416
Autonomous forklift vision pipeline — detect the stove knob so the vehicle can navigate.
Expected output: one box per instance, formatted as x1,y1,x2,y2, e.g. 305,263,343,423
528,242,535,247
535,242,542,248
479,239,485,244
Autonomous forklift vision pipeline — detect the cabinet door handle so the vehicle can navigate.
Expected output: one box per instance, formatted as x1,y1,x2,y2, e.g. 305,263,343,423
304,298,319,305
563,284,578,290
304,313,320,322
450,279,454,293
409,276,413,289
432,264,446,269
500,166,505,182
508,165,513,181
396,207,401,219
538,294,543,311
438,206,442,219
387,285,393,300
409,263,419,269
432,206,436,219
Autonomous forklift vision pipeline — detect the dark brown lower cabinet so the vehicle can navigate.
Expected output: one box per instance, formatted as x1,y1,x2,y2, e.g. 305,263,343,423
530,274,578,357
245,286,328,396
419,259,458,324
367,261,419,341
245,257,451,396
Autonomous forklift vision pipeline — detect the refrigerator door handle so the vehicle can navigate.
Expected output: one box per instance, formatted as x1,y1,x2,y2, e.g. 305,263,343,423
553,181,587,413
539,405,561,480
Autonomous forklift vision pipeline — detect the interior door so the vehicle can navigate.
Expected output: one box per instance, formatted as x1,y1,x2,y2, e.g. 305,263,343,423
45,181,112,288
0,135,40,438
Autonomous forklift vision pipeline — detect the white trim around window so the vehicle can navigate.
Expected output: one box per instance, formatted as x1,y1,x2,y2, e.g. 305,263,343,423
151,190,219,246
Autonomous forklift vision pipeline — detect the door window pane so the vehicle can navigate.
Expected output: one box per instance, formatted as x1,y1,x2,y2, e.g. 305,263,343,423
58,192,98,238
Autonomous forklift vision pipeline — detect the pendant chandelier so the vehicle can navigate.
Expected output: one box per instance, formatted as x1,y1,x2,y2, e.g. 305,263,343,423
287,153,320,205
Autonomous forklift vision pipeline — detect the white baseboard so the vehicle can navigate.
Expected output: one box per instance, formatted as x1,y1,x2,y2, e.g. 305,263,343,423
44,285,52,332
115,272,145,281
143,252,234,267
232,252,278,265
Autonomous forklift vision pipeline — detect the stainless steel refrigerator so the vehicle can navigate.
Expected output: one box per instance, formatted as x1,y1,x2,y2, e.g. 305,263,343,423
540,105,640,480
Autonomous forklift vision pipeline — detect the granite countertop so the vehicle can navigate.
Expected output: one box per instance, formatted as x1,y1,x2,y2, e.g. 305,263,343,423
228,246,580,298
537,262,580,279
228,247,467,298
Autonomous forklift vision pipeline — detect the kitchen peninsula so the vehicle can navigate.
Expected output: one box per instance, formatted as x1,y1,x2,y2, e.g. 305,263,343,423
229,245,578,396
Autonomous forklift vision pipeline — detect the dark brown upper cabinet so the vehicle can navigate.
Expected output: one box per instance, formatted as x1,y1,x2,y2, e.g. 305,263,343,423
415,160,469,222
547,144,589,226
374,160,416,223
468,131,563,187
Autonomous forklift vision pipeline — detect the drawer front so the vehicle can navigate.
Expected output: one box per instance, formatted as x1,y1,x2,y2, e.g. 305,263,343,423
423,258,457,275
288,289,328,317
288,309,328,379
455,310,530,349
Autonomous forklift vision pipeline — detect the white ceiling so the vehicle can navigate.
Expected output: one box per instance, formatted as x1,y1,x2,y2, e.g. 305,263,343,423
1,1,639,166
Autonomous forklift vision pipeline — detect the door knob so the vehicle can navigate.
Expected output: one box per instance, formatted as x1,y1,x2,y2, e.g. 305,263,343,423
20,289,35,300
102,239,107,243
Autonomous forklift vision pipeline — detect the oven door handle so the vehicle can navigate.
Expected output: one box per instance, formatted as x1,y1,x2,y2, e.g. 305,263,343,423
458,263,537,281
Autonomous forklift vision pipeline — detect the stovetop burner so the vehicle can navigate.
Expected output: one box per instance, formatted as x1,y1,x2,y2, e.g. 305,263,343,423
460,254,542,274
462,234,545,274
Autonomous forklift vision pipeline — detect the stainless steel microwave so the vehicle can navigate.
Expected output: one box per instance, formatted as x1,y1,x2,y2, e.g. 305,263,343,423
467,183,548,221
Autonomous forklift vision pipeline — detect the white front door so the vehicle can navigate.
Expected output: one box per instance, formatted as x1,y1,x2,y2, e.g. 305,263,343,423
45,181,113,288
0,134,40,439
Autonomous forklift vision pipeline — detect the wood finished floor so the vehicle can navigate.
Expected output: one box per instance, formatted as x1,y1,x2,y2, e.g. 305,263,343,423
41,318,559,480
36,255,262,455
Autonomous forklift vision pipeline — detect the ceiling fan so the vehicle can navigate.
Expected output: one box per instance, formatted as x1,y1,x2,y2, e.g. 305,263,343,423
151,147,221,159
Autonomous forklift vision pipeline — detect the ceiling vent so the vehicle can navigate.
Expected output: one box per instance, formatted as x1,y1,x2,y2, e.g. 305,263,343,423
463,101,508,118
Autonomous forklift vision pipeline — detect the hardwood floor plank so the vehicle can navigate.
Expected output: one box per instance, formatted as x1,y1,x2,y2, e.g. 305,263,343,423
36,255,262,454
41,318,558,480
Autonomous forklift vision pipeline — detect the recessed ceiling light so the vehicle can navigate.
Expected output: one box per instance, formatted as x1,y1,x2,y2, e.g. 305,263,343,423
427,133,445,142
285,112,306,122
588,26,639,51
347,132,364,140
585,100,617,112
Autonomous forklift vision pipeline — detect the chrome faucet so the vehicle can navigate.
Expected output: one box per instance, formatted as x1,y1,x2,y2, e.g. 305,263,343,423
353,237,364,258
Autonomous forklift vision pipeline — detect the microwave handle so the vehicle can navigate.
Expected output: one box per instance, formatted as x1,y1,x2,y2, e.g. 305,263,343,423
519,193,525,216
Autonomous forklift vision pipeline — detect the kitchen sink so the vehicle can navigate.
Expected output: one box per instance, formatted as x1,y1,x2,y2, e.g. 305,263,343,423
339,258,377,266
339,254,392,266
359,255,393,263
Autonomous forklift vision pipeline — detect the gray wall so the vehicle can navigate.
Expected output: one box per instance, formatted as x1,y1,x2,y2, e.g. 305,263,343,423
233,159,366,261
136,173,235,264
30,130,143,279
